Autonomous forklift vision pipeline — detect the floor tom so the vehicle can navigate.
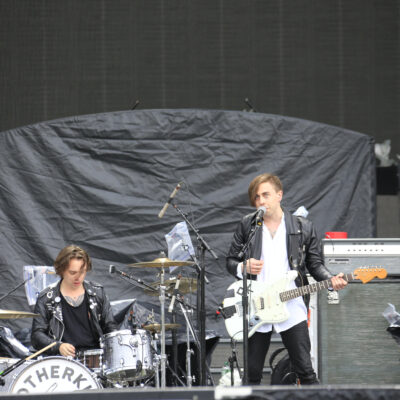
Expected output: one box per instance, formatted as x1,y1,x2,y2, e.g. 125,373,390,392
101,329,154,382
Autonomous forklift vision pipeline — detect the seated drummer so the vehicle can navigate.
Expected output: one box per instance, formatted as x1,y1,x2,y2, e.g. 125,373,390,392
31,245,117,357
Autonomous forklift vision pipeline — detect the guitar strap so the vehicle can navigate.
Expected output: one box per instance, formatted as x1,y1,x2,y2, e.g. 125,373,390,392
288,216,310,308
287,215,303,272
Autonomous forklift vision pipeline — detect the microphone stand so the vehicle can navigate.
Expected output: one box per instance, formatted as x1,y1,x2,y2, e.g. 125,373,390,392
0,277,32,304
172,201,218,386
237,219,262,385
110,266,158,293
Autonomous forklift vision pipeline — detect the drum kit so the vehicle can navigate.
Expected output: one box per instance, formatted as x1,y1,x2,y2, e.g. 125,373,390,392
0,256,201,394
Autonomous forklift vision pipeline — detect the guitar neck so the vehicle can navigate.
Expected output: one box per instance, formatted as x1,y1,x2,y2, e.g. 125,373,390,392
279,273,354,302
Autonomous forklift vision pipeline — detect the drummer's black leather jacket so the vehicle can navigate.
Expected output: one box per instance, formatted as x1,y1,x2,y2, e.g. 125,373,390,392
226,208,333,307
31,280,117,355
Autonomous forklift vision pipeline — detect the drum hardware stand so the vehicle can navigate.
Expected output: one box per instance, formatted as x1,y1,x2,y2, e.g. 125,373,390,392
168,289,199,386
150,333,186,388
167,362,186,386
175,294,213,386
178,299,196,387
0,341,57,384
171,201,218,386
158,262,167,388
149,337,160,389
171,309,179,386
166,287,199,387
167,273,183,386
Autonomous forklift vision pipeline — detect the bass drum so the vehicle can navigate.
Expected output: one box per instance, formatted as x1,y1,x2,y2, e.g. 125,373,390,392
1,356,101,394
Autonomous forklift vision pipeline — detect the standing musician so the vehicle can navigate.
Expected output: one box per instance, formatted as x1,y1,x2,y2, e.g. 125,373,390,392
31,245,117,357
226,173,347,385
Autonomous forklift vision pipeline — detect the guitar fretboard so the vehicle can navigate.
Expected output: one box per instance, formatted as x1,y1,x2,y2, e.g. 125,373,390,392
279,273,354,302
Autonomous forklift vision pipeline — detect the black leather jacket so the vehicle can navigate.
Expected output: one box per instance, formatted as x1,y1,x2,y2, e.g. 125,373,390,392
226,208,333,306
31,280,117,355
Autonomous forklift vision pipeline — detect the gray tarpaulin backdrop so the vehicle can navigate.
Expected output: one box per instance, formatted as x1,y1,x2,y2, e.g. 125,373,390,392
0,109,376,339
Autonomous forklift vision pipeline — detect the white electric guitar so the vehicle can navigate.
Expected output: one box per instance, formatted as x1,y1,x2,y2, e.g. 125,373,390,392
222,267,387,340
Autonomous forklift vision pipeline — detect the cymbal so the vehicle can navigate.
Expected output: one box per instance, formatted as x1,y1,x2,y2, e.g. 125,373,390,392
128,257,194,268
0,309,40,319
142,323,181,333
144,277,197,296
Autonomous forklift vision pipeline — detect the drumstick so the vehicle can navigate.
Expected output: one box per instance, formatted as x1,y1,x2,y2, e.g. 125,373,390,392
24,342,57,361
0,342,57,378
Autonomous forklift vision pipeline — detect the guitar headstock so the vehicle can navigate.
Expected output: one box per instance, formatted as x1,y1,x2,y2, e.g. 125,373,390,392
353,267,387,283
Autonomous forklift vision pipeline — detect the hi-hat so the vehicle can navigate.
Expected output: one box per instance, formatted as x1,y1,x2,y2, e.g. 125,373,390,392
144,277,197,296
0,309,40,319
142,323,181,333
128,257,194,268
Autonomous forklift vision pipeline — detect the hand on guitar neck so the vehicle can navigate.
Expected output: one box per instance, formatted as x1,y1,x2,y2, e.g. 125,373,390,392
330,272,348,290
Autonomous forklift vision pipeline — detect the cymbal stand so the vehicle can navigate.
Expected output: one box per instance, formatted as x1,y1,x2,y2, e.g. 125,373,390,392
171,309,179,386
151,334,161,388
159,263,167,388
178,298,198,387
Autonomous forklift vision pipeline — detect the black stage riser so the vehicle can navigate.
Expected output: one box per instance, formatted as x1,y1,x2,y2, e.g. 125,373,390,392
1,386,400,400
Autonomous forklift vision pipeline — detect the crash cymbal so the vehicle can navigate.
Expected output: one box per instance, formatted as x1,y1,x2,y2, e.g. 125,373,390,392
0,309,40,319
144,277,197,296
142,323,181,333
128,257,194,268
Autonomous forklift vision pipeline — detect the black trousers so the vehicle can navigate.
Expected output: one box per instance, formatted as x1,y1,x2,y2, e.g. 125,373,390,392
247,320,318,385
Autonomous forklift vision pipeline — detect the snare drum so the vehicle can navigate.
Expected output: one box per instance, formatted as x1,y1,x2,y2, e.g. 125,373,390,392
0,356,101,394
78,349,103,374
101,329,154,381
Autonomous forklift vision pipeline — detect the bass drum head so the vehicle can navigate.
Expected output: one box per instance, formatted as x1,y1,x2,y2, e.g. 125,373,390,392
9,356,101,394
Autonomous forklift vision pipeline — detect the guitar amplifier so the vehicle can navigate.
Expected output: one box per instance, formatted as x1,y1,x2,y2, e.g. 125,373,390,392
323,238,400,276
318,238,400,384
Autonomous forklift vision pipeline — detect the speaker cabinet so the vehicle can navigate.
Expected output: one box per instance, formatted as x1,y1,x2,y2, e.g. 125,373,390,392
318,280,400,384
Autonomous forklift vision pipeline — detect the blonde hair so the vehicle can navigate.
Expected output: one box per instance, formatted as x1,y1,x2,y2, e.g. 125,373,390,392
248,173,283,207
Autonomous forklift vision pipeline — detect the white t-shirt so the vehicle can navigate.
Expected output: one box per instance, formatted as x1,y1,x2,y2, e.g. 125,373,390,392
236,214,307,333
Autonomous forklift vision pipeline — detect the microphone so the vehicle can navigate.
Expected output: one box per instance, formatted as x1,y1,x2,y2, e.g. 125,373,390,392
168,275,181,313
244,98,257,112
131,99,140,110
109,265,131,279
158,183,181,218
128,309,137,333
109,265,146,286
255,206,266,223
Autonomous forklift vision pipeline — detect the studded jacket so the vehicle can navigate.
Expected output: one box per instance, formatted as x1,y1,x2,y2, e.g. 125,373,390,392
31,280,117,355
226,208,333,307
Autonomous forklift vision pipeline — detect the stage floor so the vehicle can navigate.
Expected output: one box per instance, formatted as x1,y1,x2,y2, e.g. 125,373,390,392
1,385,400,400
